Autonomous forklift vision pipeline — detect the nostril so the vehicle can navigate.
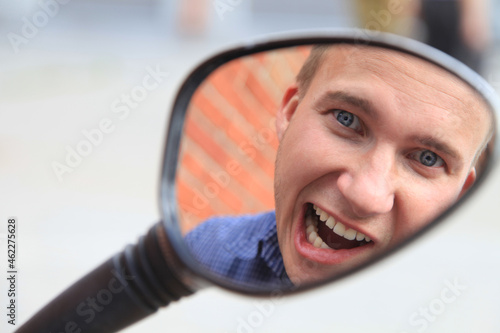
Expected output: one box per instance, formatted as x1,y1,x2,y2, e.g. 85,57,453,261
337,172,395,217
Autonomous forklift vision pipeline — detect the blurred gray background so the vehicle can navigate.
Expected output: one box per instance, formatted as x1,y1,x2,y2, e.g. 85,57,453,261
1,1,500,332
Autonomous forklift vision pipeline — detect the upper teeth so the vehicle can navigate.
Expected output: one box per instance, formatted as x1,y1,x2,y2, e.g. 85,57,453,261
306,204,371,248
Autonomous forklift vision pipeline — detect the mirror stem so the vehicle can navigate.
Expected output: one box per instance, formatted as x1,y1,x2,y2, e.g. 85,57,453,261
16,222,194,333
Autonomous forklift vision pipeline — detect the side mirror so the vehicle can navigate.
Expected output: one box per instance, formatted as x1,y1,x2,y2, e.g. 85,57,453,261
16,29,499,333
162,30,498,292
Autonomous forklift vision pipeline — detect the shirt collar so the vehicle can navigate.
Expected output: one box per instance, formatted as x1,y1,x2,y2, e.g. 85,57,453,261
260,217,287,279
224,211,292,286
225,211,276,260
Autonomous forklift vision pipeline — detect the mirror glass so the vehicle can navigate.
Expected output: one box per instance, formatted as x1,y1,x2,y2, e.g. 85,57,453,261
173,43,495,291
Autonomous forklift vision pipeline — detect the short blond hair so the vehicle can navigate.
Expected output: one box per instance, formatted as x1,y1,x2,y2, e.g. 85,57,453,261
296,45,330,99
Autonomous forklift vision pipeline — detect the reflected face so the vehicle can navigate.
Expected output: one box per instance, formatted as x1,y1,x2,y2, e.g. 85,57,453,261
274,45,491,285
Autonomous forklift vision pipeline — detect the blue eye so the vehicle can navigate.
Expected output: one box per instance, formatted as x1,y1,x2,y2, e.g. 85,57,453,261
412,150,445,168
332,110,362,131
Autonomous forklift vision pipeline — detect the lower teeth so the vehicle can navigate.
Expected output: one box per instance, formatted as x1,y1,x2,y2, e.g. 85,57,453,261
305,210,330,249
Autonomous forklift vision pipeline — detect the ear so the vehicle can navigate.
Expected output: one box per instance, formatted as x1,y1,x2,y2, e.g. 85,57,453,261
276,85,300,142
458,167,477,199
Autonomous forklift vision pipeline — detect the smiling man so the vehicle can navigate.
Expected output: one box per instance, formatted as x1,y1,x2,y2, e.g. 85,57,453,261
185,43,493,289
273,44,493,285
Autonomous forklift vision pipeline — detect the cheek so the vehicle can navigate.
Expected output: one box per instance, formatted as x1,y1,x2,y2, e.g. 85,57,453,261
276,121,335,201
395,182,461,238
274,117,331,235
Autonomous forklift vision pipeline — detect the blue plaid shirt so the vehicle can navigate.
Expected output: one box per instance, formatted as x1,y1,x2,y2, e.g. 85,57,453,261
185,211,292,289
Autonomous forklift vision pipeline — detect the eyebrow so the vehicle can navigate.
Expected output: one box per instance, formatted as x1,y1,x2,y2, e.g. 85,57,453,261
412,136,462,161
317,91,378,120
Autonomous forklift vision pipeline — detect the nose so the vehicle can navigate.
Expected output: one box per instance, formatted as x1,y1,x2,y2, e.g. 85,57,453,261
337,150,395,218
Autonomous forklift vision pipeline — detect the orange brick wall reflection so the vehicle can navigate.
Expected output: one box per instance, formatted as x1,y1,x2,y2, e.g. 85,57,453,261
177,46,311,233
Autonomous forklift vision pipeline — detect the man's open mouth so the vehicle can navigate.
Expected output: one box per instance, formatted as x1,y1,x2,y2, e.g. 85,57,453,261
305,203,372,250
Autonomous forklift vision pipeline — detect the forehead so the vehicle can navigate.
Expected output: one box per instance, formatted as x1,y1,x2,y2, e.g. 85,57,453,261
315,45,487,114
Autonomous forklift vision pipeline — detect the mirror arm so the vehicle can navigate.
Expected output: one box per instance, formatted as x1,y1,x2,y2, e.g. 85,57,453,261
15,222,195,333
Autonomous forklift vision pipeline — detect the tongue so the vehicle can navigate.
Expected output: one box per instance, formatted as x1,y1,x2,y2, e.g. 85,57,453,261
317,221,363,250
